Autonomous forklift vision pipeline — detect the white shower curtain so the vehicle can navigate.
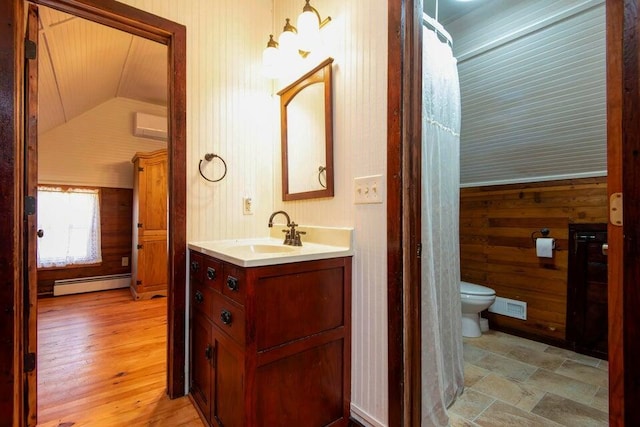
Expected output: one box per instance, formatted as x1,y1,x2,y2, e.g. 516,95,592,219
421,26,465,427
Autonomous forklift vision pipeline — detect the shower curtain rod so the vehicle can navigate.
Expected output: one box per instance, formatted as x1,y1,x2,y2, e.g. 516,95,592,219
423,12,453,47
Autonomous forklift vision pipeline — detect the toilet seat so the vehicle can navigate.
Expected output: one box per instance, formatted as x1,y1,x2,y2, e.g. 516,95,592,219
460,281,495,296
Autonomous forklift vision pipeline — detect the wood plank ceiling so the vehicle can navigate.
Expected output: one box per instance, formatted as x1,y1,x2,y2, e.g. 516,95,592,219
37,6,167,134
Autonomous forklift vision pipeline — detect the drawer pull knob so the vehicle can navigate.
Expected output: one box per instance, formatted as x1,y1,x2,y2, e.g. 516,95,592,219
195,290,204,304
207,267,217,280
190,261,200,272
226,276,239,292
220,309,232,325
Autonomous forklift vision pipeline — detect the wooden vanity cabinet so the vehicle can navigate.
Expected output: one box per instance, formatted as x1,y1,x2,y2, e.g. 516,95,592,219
188,250,352,427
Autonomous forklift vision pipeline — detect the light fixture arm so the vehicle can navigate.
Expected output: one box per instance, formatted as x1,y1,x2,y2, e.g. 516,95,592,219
303,0,331,28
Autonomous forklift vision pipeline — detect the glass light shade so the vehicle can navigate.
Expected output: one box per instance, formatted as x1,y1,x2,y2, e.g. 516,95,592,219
278,29,298,56
297,10,320,53
262,46,280,79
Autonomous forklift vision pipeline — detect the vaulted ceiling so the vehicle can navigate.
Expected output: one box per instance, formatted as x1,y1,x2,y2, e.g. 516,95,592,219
38,6,167,134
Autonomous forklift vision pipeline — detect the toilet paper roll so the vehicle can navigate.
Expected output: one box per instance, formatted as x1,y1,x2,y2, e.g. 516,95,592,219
536,238,555,258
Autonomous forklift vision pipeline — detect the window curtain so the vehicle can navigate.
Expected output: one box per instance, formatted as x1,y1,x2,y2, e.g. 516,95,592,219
421,25,465,426
37,187,102,268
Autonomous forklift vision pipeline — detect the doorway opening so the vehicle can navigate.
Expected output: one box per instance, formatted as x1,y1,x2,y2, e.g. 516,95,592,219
21,0,186,424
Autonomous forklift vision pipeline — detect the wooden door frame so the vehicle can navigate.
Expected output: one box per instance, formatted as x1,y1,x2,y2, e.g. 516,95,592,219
607,0,640,425
1,0,186,424
387,1,635,426
387,0,423,425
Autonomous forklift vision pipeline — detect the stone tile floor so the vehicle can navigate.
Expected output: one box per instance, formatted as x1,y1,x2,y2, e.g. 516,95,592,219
449,330,608,426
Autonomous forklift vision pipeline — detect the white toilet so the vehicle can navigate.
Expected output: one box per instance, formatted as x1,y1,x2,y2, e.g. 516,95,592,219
460,281,496,338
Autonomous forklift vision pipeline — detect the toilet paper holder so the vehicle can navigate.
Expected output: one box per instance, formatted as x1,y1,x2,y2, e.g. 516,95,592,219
531,228,551,243
531,228,557,250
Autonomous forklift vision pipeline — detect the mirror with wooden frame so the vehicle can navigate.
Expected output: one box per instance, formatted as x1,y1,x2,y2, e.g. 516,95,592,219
278,57,334,201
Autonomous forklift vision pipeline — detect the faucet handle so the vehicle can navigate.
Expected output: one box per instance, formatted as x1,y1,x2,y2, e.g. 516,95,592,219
282,229,293,245
293,230,306,246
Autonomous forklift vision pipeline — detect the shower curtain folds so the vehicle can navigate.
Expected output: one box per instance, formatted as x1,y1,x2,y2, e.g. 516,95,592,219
420,22,465,427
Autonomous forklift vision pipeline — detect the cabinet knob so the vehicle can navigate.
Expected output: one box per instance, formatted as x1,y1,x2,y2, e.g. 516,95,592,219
190,261,200,272
194,290,204,304
207,267,217,281
205,344,212,360
226,276,239,292
220,309,232,325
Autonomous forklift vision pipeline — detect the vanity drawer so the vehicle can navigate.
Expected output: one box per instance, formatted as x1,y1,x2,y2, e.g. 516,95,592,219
222,263,246,305
191,282,214,319
189,251,204,286
211,292,245,345
203,257,223,292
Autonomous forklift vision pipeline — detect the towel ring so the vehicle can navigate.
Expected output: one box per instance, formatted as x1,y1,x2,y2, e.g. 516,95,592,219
318,166,327,188
198,153,227,183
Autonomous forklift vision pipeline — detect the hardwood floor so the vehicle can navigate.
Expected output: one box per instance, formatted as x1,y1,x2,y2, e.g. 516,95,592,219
37,288,204,426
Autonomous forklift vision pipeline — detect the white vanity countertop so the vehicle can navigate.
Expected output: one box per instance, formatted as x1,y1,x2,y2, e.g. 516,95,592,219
188,226,354,268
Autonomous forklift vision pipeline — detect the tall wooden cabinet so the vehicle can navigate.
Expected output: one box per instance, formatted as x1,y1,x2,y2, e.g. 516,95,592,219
188,249,352,427
130,149,168,300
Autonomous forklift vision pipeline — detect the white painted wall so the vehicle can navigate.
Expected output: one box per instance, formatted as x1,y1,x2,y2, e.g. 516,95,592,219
117,0,276,241
108,1,389,425
272,2,388,426
39,97,166,188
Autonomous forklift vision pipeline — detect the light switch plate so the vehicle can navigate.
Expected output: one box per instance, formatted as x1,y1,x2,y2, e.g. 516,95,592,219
354,175,384,204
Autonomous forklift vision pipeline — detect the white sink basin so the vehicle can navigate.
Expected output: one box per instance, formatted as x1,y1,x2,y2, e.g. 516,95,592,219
188,227,353,267
228,244,297,254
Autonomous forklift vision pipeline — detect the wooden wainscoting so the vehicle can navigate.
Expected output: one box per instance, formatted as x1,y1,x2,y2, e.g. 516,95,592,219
37,288,202,426
37,187,133,296
460,177,608,343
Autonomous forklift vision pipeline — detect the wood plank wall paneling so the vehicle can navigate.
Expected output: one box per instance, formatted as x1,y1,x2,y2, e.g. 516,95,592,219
37,187,133,296
460,177,608,343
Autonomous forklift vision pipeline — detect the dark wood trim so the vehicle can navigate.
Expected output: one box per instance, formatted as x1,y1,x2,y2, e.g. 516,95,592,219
387,0,423,425
619,0,640,424
386,0,405,424
1,1,25,424
606,1,624,425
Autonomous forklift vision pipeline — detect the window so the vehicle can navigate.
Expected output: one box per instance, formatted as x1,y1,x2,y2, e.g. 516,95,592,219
37,187,102,268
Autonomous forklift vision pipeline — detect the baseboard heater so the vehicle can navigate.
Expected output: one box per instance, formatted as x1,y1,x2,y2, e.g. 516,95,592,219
53,273,131,296
488,296,527,320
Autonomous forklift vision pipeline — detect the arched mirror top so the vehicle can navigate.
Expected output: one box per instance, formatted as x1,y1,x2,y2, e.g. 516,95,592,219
278,57,334,201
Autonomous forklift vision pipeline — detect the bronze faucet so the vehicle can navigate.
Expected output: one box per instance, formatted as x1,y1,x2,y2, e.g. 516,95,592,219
267,211,305,246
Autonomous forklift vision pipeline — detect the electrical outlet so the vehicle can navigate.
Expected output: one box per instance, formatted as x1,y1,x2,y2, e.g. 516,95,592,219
354,174,384,204
121,256,129,267
243,197,254,215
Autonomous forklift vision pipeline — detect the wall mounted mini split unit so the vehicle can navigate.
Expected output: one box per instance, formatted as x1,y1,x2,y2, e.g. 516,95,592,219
133,112,168,141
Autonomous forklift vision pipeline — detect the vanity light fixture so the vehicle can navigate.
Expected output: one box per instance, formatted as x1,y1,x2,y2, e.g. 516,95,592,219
261,1,331,79
297,0,331,53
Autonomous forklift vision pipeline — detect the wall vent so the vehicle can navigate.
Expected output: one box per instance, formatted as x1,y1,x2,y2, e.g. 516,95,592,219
488,296,527,320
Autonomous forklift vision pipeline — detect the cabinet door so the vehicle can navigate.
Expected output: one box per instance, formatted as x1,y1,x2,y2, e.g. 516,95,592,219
137,234,167,291
191,314,213,418
138,155,167,236
212,327,244,427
